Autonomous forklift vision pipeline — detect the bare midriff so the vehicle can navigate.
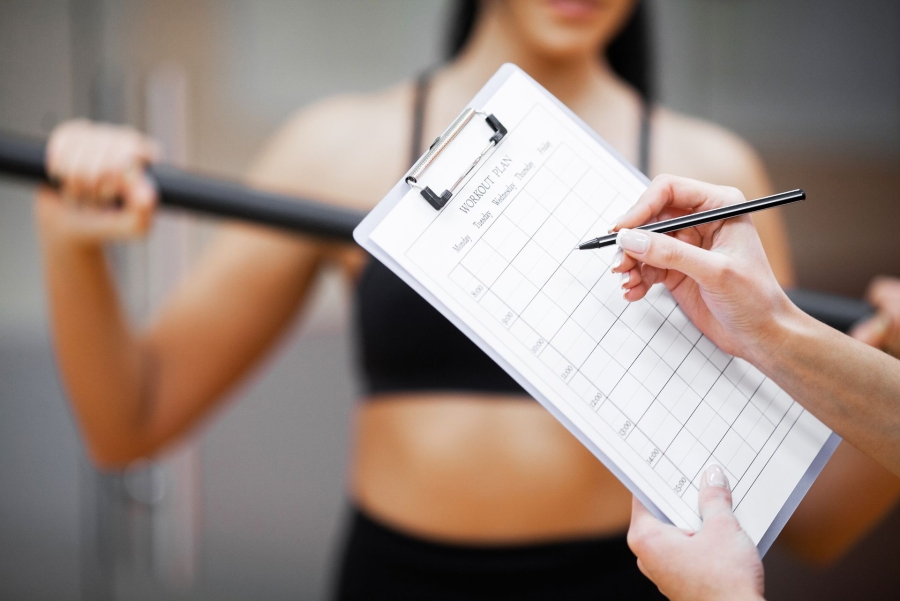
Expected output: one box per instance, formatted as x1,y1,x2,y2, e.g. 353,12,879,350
350,393,633,544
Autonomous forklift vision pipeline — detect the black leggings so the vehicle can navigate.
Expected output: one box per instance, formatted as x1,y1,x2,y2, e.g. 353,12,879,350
331,508,666,601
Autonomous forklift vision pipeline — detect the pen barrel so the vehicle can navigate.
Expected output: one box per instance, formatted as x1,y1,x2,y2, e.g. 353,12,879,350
579,190,805,250
0,131,365,241
641,189,805,236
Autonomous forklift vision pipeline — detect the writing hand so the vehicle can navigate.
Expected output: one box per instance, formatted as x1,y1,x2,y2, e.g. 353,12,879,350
610,175,797,364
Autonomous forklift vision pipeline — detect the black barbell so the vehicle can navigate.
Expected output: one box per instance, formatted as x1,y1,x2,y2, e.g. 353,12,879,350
0,131,874,333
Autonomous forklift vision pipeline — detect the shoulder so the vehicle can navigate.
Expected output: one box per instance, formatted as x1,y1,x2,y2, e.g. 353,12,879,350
652,107,771,196
248,81,415,210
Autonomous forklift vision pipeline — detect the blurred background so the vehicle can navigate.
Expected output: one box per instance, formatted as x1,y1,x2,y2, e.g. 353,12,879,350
0,1,898,599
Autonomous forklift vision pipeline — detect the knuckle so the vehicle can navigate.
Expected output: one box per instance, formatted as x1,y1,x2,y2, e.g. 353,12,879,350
700,483,732,503
723,186,745,206
659,240,682,265
647,174,674,197
626,529,648,554
653,173,677,188
110,154,133,174
723,261,744,286
709,255,735,286
57,118,88,136
706,512,738,532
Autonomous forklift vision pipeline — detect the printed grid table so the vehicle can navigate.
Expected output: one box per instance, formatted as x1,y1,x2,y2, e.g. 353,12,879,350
447,143,801,517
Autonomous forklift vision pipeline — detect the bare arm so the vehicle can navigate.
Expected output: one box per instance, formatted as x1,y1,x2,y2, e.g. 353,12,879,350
757,305,900,478
690,126,899,562
763,308,900,562
37,117,335,468
776,282,900,562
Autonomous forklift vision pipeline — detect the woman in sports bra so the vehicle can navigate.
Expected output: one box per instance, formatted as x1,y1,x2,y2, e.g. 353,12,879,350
36,1,900,598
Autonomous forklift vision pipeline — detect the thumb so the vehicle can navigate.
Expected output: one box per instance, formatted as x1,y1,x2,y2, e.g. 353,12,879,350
617,228,727,288
698,465,735,524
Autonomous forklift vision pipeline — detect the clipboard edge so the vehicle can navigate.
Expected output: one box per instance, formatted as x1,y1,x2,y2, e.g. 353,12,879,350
755,430,841,556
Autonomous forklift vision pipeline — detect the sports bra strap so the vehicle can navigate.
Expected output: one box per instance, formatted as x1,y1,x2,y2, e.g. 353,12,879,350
410,71,653,178
638,100,653,177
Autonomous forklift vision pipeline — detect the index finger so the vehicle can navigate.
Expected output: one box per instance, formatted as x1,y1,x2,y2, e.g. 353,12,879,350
627,496,681,555
614,175,745,232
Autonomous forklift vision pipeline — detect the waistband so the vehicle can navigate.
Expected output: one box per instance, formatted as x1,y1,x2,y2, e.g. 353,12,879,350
332,507,664,601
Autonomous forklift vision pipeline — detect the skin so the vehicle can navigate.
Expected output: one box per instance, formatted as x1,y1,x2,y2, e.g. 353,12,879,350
619,175,900,599
629,465,764,601
35,0,893,558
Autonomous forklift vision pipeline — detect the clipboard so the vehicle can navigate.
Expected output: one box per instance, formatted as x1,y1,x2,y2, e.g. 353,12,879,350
355,63,840,555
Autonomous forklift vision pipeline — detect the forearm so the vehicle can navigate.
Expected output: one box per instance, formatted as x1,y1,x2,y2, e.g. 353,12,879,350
755,305,900,476
39,234,149,466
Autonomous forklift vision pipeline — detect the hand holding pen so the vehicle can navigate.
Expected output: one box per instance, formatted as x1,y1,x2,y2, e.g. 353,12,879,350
603,175,800,362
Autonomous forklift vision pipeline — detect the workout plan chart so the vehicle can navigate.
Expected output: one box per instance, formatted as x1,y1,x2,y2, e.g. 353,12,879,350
356,65,838,552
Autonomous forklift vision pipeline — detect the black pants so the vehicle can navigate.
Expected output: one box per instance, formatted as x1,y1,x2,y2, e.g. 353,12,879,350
331,508,666,601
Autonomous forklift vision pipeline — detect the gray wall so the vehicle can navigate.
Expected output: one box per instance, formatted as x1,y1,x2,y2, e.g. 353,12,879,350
0,3,83,601
1,1,899,600
652,0,900,297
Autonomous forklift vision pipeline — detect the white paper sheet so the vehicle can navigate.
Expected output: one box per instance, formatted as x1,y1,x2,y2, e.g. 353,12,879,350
355,65,839,554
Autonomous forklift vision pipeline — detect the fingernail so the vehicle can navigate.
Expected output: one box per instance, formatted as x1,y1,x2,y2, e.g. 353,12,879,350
703,465,729,489
620,271,631,285
617,229,649,254
608,214,624,233
610,248,624,270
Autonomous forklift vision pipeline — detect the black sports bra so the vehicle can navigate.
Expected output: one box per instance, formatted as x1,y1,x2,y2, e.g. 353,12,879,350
354,72,652,396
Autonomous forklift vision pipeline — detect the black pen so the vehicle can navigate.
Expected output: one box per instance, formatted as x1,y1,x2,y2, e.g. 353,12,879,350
578,189,805,250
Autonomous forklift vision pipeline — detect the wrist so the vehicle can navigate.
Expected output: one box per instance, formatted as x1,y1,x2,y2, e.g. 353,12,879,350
745,291,807,371
725,586,766,601
39,224,107,259
702,587,764,601
35,200,106,254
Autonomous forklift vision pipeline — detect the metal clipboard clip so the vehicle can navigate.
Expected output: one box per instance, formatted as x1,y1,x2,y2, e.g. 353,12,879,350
405,108,507,210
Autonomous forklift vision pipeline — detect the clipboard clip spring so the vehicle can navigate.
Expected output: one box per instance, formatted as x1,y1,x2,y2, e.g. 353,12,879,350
405,109,507,210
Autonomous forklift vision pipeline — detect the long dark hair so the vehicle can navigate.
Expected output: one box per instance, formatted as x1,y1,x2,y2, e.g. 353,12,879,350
445,1,654,100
